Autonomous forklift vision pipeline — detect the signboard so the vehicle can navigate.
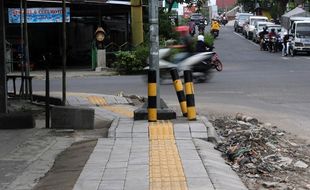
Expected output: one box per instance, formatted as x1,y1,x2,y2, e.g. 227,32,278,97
183,6,196,18
8,7,70,23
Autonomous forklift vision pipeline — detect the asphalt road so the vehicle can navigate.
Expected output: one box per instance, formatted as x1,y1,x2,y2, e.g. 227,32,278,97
32,24,310,142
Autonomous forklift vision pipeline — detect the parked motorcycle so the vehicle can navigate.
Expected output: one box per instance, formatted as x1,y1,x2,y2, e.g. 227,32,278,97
144,48,223,83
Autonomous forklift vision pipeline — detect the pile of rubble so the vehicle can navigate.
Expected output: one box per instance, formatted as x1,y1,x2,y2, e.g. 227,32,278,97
211,113,310,190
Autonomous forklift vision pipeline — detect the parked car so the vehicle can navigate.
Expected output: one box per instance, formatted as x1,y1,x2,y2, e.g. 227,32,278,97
234,12,253,33
253,21,274,43
243,16,268,40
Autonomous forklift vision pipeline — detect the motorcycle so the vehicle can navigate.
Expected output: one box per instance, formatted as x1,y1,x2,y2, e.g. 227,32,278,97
261,34,269,51
269,36,278,53
210,29,219,39
144,47,223,83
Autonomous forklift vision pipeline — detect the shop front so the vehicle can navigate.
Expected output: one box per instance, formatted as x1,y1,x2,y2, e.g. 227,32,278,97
4,0,132,70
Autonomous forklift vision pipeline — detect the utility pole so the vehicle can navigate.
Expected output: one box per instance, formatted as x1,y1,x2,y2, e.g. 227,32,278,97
0,0,7,113
149,0,160,108
23,0,30,95
62,0,67,105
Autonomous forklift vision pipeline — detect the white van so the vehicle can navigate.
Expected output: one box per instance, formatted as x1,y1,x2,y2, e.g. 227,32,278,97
243,16,268,40
288,19,310,55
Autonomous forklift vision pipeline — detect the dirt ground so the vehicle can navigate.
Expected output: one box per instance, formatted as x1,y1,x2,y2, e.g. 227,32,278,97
33,140,97,190
210,115,310,190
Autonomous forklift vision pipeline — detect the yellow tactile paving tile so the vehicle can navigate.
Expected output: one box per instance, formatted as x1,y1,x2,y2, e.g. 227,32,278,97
149,121,188,190
87,96,107,106
87,95,133,118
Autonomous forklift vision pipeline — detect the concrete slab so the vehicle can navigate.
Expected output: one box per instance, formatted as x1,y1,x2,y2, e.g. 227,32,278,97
98,180,125,190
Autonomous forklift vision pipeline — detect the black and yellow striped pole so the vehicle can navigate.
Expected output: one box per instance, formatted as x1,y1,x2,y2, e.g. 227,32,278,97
148,69,157,122
170,69,187,117
184,70,196,120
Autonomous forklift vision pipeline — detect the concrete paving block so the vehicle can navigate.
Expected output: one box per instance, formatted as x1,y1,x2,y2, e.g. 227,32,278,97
128,155,149,165
103,168,127,180
73,179,100,190
78,163,105,181
108,118,120,138
114,96,129,104
132,132,148,138
124,178,148,190
98,180,125,190
178,149,201,160
116,132,132,138
133,120,149,128
106,161,128,169
66,96,80,105
174,132,192,139
182,160,209,178
131,146,149,153
97,138,115,146
187,177,215,190
114,138,132,146
191,132,208,139
127,164,148,171
132,124,148,133
189,122,207,132
173,123,190,132
110,153,131,162
76,97,91,106
208,170,242,181
176,139,196,150
210,177,248,190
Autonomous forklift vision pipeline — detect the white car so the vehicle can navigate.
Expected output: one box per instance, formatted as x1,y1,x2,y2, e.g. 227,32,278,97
243,16,268,40
234,12,253,33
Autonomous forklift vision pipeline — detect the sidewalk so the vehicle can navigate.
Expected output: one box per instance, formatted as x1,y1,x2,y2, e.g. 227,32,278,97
61,93,248,190
2,92,248,190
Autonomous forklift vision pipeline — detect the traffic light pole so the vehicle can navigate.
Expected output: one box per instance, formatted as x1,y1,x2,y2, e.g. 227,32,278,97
0,0,7,113
149,0,160,109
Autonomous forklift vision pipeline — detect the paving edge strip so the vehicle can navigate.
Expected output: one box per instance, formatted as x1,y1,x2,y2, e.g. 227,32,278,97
200,116,223,145
193,139,248,190
108,116,120,138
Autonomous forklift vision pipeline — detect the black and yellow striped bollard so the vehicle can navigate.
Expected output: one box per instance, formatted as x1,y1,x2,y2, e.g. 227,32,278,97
170,69,187,117
148,69,157,122
184,70,196,120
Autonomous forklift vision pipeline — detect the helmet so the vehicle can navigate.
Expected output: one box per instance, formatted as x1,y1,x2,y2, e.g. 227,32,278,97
197,35,204,42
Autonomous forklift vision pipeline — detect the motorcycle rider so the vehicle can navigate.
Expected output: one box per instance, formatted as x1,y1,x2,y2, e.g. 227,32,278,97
188,20,196,36
196,35,213,52
259,26,269,50
210,19,221,37
268,28,277,52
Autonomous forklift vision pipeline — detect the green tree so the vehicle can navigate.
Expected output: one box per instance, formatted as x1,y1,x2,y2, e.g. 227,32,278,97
159,9,178,40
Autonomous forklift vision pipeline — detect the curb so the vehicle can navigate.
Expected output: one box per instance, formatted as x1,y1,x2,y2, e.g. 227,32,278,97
108,116,120,138
200,116,222,145
194,139,249,190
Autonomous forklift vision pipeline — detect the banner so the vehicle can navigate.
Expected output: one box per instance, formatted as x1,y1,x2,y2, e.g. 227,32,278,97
8,7,70,23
